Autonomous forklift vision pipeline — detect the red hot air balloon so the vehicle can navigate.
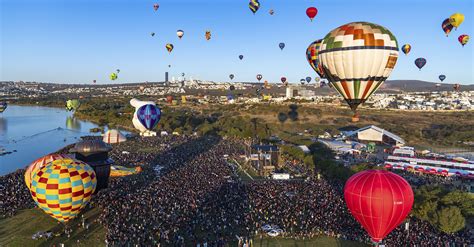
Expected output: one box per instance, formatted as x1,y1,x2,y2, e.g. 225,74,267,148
306,7,318,22
344,170,414,243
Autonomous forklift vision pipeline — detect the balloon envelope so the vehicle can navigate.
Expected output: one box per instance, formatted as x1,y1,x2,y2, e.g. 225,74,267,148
415,58,426,70
306,39,325,78
137,104,161,131
442,18,453,36
29,158,96,223
248,0,260,14
401,44,411,55
439,75,446,82
305,77,312,83
458,34,469,47
279,42,285,50
344,170,414,243
306,7,318,21
0,102,7,113
166,44,174,53
318,22,398,114
449,13,464,29
66,99,81,111
256,74,263,81
177,30,184,39
110,73,118,81
239,55,244,60
24,154,71,189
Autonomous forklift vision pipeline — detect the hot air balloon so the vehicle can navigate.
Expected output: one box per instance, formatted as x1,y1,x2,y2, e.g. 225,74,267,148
249,0,260,14
453,84,460,91
29,158,96,223
281,77,287,84
151,32,155,37
229,85,235,91
239,55,244,60
0,102,7,113
314,77,321,83
279,42,285,50
401,44,411,55
229,74,234,80
318,22,399,122
439,75,446,82
269,9,274,15
137,104,161,131
449,13,464,30
153,3,159,11
344,170,414,244
66,99,81,111
176,30,184,39
116,69,120,73
300,79,306,85
93,80,97,84
305,77,312,83
166,43,174,53
306,39,325,79
442,18,454,37
306,7,318,21
458,34,469,47
110,72,118,81
205,31,211,41
256,74,263,82
415,58,426,70
24,154,71,189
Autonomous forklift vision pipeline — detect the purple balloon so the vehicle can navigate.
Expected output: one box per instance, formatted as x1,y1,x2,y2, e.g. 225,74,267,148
137,104,161,131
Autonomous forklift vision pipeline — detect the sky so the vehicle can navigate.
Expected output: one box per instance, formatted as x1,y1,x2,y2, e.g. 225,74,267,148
1,0,473,84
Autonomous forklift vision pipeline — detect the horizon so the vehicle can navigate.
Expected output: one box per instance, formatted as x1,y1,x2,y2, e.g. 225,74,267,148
1,0,473,85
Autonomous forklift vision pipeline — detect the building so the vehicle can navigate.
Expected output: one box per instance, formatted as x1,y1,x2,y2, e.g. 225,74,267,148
345,125,405,146
248,145,279,176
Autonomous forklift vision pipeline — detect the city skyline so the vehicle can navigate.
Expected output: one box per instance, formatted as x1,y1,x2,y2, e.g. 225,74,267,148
1,0,473,84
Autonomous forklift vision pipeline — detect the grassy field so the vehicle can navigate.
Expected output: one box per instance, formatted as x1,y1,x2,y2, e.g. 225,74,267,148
0,207,105,247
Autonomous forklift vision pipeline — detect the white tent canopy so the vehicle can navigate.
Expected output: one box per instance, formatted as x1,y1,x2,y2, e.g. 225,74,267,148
103,129,127,144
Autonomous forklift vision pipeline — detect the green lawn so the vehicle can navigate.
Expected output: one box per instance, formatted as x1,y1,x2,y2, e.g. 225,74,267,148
0,207,105,247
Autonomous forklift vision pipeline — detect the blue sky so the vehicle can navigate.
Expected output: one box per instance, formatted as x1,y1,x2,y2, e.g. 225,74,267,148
1,0,473,84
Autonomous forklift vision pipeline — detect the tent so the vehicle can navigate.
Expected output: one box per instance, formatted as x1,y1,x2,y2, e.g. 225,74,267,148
103,129,127,144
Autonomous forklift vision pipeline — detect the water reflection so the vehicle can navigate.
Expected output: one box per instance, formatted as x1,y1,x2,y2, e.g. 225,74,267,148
0,117,6,135
66,116,81,131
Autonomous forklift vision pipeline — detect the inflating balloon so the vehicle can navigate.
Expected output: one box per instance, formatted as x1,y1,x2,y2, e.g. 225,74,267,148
442,18,453,37
306,7,318,21
256,74,263,82
318,22,399,122
137,104,161,131
458,34,469,47
249,0,260,14
439,75,446,82
415,58,426,70
29,158,96,223
401,44,411,55
166,43,174,53
306,39,325,79
449,13,464,30
279,42,285,50
177,30,184,39
344,170,413,243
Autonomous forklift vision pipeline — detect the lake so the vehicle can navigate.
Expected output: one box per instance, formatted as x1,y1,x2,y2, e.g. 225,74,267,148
0,105,104,175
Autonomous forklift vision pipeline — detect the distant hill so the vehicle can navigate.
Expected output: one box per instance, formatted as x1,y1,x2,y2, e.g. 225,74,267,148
380,80,474,92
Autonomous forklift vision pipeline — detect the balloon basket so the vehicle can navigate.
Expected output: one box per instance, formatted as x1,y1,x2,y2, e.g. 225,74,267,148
140,131,157,137
351,114,360,122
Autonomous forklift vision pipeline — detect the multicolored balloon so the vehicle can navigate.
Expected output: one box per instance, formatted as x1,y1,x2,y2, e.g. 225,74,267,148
177,30,184,39
344,170,413,243
449,13,464,30
300,79,306,85
25,154,71,189
401,44,411,55
415,58,426,70
314,77,321,83
306,39,325,79
153,3,159,11
279,42,285,50
205,31,211,41
166,43,174,53
29,158,96,223
256,74,263,82
318,22,399,122
249,0,260,14
458,34,469,47
269,9,274,15
66,99,81,111
306,7,318,21
137,104,161,131
0,101,7,113
439,75,446,82
442,18,454,37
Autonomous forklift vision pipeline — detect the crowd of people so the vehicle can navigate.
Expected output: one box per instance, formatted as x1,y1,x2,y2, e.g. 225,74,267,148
0,134,471,246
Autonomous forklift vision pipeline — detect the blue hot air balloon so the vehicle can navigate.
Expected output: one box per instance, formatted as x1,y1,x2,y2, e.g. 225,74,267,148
305,77,312,83
137,104,161,131
439,75,446,82
415,58,426,70
279,42,285,50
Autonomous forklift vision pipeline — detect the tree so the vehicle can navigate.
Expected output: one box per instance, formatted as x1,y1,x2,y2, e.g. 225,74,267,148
441,191,474,217
436,206,466,234
412,200,438,223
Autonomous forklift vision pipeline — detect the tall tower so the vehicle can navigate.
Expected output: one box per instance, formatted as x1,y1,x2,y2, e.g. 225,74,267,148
165,72,169,83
